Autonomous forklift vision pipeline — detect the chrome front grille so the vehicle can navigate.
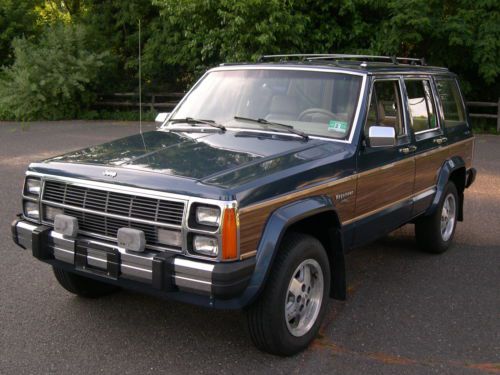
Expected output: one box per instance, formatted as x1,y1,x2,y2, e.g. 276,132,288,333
43,180,184,225
42,180,185,249
64,208,159,244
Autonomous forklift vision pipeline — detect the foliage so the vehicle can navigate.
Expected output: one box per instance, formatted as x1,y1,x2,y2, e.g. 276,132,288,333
0,0,40,65
151,0,499,99
80,0,166,92
0,23,109,120
0,0,498,122
148,0,307,82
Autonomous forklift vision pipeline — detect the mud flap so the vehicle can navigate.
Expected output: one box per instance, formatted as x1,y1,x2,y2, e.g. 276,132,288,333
329,227,346,300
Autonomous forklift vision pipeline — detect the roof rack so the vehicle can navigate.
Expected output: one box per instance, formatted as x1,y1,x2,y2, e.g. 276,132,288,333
257,54,426,66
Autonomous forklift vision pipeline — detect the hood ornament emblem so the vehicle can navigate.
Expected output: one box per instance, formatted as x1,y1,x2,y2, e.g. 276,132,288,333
103,170,117,178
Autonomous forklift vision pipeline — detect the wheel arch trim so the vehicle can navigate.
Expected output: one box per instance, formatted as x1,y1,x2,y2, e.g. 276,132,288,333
426,156,466,218
234,195,344,307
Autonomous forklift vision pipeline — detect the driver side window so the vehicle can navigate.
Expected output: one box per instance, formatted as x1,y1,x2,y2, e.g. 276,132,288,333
365,80,405,137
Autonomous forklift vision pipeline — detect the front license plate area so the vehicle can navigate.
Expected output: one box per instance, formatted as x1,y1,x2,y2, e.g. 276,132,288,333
74,241,120,280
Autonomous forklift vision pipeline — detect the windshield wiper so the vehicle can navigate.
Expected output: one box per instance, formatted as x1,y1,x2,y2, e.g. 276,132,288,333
169,117,226,131
234,116,308,140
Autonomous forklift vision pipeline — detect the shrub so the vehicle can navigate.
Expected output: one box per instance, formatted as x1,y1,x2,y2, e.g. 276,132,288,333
0,23,108,121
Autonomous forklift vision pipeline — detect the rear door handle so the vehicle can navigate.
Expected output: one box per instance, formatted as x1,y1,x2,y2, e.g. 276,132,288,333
433,137,448,145
399,145,417,154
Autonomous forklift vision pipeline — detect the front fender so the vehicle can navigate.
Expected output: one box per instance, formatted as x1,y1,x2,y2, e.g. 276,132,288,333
221,195,339,308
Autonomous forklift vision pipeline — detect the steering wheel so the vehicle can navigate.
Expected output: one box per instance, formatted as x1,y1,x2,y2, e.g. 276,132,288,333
298,108,336,121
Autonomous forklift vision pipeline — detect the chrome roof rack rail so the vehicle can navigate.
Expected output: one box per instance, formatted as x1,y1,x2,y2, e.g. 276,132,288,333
257,54,426,66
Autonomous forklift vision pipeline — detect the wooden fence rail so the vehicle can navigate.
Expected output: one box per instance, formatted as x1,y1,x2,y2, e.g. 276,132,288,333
95,92,184,111
466,99,500,132
97,93,500,132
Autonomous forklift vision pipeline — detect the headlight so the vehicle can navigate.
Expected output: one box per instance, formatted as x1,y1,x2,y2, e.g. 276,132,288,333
24,201,40,220
43,206,64,222
195,205,221,227
192,235,219,257
24,178,41,196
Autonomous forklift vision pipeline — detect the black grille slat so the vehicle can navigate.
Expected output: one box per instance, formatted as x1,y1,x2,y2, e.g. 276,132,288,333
42,180,185,247
43,180,184,225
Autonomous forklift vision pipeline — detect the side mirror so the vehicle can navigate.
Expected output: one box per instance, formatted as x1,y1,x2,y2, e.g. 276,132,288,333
155,112,170,124
368,125,396,147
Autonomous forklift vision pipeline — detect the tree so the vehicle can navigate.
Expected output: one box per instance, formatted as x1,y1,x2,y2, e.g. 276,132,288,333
0,23,109,120
149,0,308,84
0,0,39,66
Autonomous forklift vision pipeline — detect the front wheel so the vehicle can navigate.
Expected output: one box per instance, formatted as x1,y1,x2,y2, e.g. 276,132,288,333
246,233,330,356
415,182,459,253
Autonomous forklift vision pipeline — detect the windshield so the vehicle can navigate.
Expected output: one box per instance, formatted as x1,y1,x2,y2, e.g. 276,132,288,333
167,69,363,139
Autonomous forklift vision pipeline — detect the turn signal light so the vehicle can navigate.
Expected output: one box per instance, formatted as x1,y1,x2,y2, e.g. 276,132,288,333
221,208,238,260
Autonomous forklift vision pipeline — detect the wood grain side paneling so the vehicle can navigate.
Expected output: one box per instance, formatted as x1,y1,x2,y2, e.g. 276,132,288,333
237,138,474,258
238,177,357,255
355,158,414,216
414,147,448,192
448,138,474,169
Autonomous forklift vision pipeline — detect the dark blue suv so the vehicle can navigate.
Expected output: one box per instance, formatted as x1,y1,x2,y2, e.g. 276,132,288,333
12,54,476,355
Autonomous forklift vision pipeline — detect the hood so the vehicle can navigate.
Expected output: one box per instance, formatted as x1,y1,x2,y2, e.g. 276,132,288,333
30,130,351,199
43,130,335,180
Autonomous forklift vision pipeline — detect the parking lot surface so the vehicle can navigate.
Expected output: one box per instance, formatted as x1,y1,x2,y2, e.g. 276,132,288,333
0,121,498,374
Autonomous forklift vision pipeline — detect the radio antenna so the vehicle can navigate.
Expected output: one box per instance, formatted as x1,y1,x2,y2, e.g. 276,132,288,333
138,19,142,135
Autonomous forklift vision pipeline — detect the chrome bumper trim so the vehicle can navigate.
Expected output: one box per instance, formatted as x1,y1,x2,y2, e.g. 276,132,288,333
14,221,214,295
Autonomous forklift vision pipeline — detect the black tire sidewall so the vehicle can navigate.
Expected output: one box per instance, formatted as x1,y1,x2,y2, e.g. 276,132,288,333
264,234,331,354
436,182,459,248
416,181,459,253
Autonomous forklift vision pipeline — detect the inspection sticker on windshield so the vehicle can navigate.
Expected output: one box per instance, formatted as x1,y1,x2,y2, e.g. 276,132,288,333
328,120,348,133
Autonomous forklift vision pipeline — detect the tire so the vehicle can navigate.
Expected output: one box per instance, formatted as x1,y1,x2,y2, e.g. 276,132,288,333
52,267,119,298
415,182,459,254
246,233,331,356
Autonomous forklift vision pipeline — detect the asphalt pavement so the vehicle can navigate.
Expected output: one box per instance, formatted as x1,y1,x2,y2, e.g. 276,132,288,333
0,121,498,374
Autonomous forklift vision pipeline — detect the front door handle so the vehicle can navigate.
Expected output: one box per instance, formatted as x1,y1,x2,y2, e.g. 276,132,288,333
433,137,448,145
399,145,417,154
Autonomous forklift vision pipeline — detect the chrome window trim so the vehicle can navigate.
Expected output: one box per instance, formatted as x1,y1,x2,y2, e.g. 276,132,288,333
433,77,469,129
160,66,368,145
363,76,410,141
402,76,442,135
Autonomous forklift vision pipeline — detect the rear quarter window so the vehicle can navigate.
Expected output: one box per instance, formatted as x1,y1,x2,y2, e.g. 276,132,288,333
435,79,467,128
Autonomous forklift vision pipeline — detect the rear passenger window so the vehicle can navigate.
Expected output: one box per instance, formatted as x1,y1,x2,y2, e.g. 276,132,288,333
405,80,438,133
365,80,405,137
435,79,467,128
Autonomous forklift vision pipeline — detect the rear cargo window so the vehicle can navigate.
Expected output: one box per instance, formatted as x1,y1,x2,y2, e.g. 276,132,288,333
435,79,467,128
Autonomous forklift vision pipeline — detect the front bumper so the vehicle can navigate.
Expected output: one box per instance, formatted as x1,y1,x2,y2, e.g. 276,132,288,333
12,218,255,308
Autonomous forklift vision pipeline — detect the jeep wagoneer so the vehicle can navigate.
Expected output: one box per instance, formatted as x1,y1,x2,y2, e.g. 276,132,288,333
12,54,476,355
